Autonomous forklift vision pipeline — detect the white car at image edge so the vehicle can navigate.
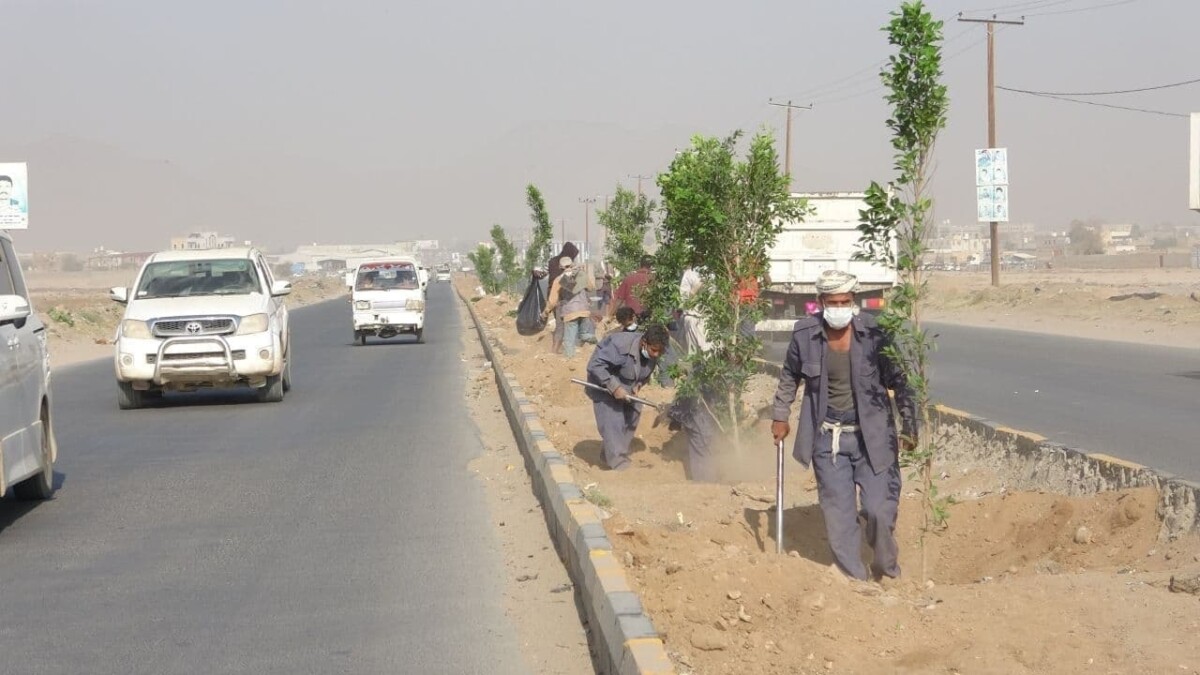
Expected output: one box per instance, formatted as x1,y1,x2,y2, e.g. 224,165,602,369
0,230,56,500
110,247,293,409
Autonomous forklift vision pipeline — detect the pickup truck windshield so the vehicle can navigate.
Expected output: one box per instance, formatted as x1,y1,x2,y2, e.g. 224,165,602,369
135,260,262,299
356,264,418,291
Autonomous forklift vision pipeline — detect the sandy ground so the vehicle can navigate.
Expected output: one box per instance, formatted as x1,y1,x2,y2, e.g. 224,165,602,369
926,268,1200,349
25,271,349,368
459,278,1200,675
459,299,597,674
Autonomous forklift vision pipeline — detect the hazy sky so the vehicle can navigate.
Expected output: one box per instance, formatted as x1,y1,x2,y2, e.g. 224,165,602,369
2,0,1197,253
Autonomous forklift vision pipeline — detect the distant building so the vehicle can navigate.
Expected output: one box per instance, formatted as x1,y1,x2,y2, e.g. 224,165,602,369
87,248,153,271
926,227,987,266
170,232,246,251
1103,227,1137,254
274,242,424,274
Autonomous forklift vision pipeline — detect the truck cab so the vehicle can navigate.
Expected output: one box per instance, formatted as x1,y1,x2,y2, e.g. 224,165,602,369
350,258,426,345
757,191,898,339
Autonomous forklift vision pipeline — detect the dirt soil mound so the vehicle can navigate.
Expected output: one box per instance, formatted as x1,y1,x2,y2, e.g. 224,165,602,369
459,278,1200,675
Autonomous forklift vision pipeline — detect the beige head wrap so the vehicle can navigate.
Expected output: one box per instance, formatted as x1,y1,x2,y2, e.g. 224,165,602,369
815,270,858,295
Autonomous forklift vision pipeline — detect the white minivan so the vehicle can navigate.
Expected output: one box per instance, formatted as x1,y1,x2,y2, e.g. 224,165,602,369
0,230,56,500
349,258,426,345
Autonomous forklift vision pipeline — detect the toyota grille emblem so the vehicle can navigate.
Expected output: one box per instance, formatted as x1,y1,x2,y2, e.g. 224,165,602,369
185,321,204,335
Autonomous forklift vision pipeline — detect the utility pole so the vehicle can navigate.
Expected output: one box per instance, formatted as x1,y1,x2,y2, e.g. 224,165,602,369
767,99,812,190
628,174,653,197
578,197,597,263
958,13,1024,287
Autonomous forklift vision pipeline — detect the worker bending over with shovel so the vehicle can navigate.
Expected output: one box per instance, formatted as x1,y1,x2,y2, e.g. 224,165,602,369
771,270,918,581
584,325,669,471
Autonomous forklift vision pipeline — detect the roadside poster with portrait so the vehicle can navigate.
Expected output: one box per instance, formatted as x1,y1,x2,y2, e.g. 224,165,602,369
975,149,1008,222
0,163,29,229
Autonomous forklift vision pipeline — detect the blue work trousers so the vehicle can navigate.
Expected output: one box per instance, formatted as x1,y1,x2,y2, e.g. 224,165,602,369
811,411,902,580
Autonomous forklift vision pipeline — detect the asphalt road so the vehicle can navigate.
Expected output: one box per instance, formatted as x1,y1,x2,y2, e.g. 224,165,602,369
762,322,1200,480
0,283,530,674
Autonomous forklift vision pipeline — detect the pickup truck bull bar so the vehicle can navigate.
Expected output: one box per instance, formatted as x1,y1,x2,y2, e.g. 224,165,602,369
153,335,237,384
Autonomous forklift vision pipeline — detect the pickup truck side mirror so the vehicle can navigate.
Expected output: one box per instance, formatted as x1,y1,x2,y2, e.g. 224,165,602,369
271,281,293,297
0,294,31,325
109,287,129,304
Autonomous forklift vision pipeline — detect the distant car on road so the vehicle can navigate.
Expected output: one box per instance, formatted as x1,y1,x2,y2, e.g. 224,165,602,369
0,230,56,499
435,264,451,283
110,247,293,409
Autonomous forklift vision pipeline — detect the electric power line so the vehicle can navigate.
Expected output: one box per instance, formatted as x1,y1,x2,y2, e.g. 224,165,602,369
775,21,975,103
998,76,1200,97
1023,0,1141,17
998,88,1187,117
813,27,997,106
958,0,1080,15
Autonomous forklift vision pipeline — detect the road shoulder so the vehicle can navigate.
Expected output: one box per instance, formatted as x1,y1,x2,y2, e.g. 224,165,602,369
459,297,597,675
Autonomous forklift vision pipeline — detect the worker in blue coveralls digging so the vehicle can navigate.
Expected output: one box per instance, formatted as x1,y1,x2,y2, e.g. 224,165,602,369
584,325,670,471
770,269,919,581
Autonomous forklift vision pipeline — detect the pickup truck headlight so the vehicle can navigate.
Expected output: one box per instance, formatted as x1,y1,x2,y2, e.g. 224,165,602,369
120,320,153,339
354,300,371,311
236,313,270,335
405,298,425,311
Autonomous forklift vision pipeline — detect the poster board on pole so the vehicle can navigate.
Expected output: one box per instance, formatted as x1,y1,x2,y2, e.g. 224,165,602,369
0,163,29,230
975,149,1008,223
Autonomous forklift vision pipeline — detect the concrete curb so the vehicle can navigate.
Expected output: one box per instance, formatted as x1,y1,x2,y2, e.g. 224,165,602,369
754,358,1199,539
459,291,675,675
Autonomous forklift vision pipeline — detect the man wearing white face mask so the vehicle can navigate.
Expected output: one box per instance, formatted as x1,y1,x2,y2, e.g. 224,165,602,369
770,269,918,581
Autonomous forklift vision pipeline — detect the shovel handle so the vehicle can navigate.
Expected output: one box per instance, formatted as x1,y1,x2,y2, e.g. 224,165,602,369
775,440,785,555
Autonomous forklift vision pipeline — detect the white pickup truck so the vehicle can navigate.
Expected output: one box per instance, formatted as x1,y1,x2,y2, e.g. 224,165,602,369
110,247,293,409
757,191,898,336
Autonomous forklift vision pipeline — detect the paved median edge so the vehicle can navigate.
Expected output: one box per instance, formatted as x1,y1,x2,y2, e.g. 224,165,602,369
459,291,675,675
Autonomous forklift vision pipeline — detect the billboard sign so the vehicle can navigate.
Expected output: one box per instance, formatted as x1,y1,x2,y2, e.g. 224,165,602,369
0,163,29,229
975,149,1009,223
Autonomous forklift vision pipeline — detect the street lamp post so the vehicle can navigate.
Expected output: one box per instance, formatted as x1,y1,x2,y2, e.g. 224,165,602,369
578,197,597,263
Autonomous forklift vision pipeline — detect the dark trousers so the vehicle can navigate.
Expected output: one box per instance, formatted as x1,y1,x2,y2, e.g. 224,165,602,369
811,412,902,580
593,398,641,470
668,397,719,482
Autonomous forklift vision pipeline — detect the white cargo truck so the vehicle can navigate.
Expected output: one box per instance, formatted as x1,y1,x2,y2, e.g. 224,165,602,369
756,191,898,336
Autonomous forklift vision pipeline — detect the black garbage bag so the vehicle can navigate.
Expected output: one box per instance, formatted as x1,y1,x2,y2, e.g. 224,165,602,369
516,275,548,335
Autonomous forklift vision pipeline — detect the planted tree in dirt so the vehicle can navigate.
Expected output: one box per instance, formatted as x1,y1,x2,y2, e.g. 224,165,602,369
468,244,501,295
855,0,950,578
656,132,804,448
523,184,555,276
598,186,656,277
490,224,522,292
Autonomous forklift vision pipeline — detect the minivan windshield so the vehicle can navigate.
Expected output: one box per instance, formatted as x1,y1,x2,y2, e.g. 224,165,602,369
135,260,262,299
355,263,418,291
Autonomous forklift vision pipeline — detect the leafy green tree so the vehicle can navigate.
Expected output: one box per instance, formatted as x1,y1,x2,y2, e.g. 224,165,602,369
523,185,554,276
490,224,522,291
598,186,655,276
656,131,804,448
1068,220,1105,255
468,245,500,294
855,0,950,579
